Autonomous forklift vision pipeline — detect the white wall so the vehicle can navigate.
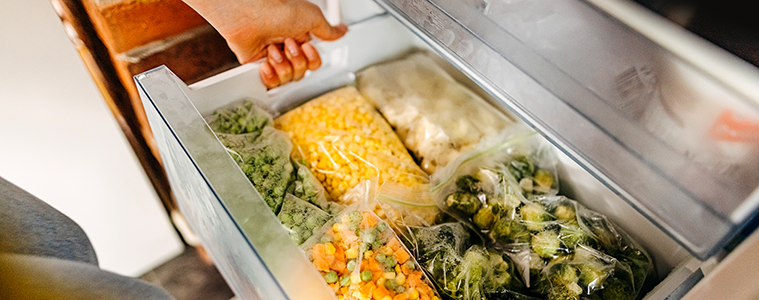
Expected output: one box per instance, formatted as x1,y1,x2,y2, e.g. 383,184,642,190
0,0,184,276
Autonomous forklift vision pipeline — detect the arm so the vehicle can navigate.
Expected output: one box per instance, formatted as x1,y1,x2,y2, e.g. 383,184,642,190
182,0,348,88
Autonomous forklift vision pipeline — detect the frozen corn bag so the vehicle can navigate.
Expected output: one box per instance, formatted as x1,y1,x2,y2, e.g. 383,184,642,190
217,127,293,213
275,87,429,205
302,181,441,300
357,52,513,174
277,194,332,244
206,99,272,134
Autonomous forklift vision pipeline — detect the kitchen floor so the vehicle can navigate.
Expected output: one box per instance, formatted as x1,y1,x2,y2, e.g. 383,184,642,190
141,247,236,300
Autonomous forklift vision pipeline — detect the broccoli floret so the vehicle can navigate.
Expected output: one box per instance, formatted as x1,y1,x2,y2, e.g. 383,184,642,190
532,230,561,259
490,217,530,244
559,223,587,249
446,192,482,217
534,168,555,191
508,155,535,181
553,204,577,222
577,262,610,294
598,276,635,300
520,203,552,231
473,205,497,230
456,174,481,194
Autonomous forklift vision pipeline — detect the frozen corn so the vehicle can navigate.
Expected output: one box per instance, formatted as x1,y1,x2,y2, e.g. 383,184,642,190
275,87,428,204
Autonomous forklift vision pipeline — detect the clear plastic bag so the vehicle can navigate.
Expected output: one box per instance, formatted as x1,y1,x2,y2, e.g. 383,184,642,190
278,193,332,245
275,87,429,204
356,52,513,174
376,182,441,228
430,126,559,241
206,99,273,135
217,126,293,213
398,223,533,300
302,181,441,300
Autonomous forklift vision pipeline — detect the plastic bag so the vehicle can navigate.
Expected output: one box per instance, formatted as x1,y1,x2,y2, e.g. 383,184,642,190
206,98,273,135
376,182,441,228
278,193,332,244
356,52,513,174
217,126,293,213
501,196,654,300
430,126,559,241
302,181,441,300
207,99,338,245
399,223,533,300
275,87,429,204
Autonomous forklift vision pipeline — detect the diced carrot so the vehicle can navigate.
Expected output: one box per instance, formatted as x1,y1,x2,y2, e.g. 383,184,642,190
420,293,430,300
330,257,347,273
361,214,377,229
314,258,330,271
369,258,383,272
387,238,401,252
334,246,346,262
401,264,412,275
393,248,411,265
313,244,327,256
372,285,389,300
329,283,340,292
393,294,409,300
407,272,423,288
360,282,376,295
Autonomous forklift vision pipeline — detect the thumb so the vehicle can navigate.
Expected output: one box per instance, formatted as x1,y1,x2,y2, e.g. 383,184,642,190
310,20,348,41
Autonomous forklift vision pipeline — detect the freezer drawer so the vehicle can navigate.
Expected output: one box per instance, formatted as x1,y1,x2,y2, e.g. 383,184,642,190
136,13,716,300
374,0,759,259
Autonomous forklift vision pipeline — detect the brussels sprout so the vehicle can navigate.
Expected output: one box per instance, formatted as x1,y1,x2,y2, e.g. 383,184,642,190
446,192,482,217
532,230,561,259
520,203,552,231
490,217,530,244
509,155,535,181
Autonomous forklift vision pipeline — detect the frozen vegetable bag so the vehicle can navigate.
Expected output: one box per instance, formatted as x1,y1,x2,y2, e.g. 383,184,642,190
356,52,513,174
275,86,431,208
302,181,441,300
206,99,336,244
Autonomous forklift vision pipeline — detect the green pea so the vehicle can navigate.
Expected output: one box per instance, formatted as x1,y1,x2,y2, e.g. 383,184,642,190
324,271,338,283
361,270,373,282
339,275,351,286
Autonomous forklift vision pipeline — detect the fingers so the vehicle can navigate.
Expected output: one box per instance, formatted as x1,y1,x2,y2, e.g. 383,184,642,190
284,38,308,81
301,42,321,71
259,40,324,89
267,44,293,84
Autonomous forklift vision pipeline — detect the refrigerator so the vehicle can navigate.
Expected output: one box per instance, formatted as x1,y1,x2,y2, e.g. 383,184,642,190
134,0,759,299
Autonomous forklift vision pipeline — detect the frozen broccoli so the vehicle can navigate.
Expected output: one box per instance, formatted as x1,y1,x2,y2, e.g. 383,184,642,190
552,204,577,223
558,222,588,249
446,191,483,218
483,251,523,293
532,230,561,259
520,203,552,231
533,168,555,191
508,155,535,182
490,217,530,244
473,205,498,230
598,275,635,300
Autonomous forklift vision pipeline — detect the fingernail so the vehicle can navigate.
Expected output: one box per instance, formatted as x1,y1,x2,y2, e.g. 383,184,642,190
287,41,299,56
269,47,284,63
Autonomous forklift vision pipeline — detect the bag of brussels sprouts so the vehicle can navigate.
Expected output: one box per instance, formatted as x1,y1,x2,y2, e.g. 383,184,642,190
500,196,654,300
301,181,442,300
398,222,538,300
430,126,560,248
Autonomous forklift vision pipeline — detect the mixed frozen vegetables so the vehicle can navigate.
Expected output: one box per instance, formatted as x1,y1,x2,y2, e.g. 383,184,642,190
302,193,441,300
202,55,657,300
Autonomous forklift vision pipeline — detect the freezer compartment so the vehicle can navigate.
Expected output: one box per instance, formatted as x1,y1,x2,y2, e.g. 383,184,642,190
373,0,759,259
137,14,702,300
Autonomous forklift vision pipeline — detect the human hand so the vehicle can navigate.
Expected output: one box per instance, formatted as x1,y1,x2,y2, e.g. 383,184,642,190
182,0,348,87
259,38,323,89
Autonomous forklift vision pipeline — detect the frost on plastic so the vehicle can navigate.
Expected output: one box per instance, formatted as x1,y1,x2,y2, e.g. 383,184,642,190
302,181,441,300
356,52,513,174
206,99,337,245
398,223,534,300
217,127,293,213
